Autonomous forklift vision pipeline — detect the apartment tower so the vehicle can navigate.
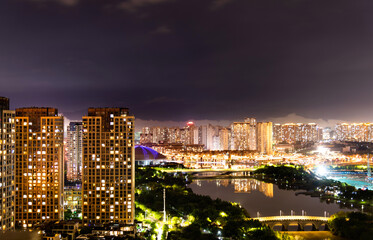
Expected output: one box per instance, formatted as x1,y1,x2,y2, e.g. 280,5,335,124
15,108,64,227
66,122,83,182
231,118,257,151
82,108,135,226
257,122,273,154
0,97,15,232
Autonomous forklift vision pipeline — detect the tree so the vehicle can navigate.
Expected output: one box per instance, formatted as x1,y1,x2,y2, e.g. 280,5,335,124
64,209,72,220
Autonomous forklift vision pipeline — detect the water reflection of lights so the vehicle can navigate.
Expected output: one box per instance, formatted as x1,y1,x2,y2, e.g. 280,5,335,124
196,180,202,187
232,179,273,198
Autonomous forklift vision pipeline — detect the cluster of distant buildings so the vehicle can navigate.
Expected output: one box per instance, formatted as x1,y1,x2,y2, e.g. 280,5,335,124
140,120,373,154
139,119,323,154
335,123,373,142
0,96,135,239
140,119,273,154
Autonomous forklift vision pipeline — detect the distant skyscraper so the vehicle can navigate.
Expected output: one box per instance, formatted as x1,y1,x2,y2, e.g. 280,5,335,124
335,123,350,141
322,127,332,141
191,126,200,145
152,127,167,144
257,122,273,154
274,123,321,144
139,127,153,144
82,108,135,226
281,123,297,143
66,122,83,182
0,97,15,232
335,123,373,142
15,108,64,228
200,125,215,150
231,118,257,151
219,128,230,150
273,124,282,144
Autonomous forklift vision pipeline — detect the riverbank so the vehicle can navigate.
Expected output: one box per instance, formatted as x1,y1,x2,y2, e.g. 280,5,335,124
251,165,373,212
135,167,285,240
283,231,343,240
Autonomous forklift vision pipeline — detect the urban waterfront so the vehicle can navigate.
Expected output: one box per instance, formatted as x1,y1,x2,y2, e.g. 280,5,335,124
190,178,349,218
328,172,373,190
2,0,373,239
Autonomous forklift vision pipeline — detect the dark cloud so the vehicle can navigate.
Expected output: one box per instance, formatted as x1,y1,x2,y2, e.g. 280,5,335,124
0,0,372,122
117,0,172,12
29,0,80,6
210,0,235,10
150,25,171,34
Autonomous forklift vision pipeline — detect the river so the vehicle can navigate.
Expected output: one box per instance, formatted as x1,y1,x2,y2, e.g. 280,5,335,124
189,178,349,218
189,177,352,237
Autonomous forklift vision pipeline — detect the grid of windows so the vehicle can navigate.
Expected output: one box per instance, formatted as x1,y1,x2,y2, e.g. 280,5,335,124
66,122,83,181
0,109,15,232
14,108,64,228
82,108,134,226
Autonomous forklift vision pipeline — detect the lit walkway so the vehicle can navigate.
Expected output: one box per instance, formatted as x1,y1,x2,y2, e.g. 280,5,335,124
253,216,329,222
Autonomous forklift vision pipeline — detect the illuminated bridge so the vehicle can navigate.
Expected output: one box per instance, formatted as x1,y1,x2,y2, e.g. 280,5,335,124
253,216,330,231
162,168,256,173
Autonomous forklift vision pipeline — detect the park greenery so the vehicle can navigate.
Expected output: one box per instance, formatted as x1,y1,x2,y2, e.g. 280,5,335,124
328,211,373,240
64,209,81,220
135,167,289,240
252,165,373,210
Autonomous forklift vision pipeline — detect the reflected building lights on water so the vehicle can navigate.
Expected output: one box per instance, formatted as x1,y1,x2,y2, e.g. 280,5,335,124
211,179,274,198
232,179,273,198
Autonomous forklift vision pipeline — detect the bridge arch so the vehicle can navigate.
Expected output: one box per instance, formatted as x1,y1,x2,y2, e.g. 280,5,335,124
252,215,330,232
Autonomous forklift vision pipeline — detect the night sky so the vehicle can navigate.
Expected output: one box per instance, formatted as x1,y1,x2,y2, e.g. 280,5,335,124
1,0,372,122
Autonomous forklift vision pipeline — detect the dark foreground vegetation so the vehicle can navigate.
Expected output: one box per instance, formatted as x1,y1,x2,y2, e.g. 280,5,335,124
328,211,373,240
135,167,288,240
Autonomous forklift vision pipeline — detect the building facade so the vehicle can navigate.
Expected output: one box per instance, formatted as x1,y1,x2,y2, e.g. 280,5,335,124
257,122,273,154
0,97,15,232
82,108,135,226
15,108,64,227
273,123,321,144
231,118,257,151
335,123,373,142
65,122,83,182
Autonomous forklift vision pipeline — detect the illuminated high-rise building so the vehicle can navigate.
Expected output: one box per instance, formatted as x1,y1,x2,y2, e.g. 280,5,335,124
231,118,257,151
152,127,167,144
218,128,230,150
335,123,350,141
273,123,282,144
200,124,215,150
281,123,297,143
66,122,83,182
257,122,273,154
0,97,15,232
299,123,319,142
15,108,64,228
139,127,153,144
185,122,196,145
82,108,135,226
274,123,321,144
335,123,373,142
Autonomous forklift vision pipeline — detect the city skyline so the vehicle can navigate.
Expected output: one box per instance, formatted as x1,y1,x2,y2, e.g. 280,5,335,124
0,0,372,238
1,0,372,122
